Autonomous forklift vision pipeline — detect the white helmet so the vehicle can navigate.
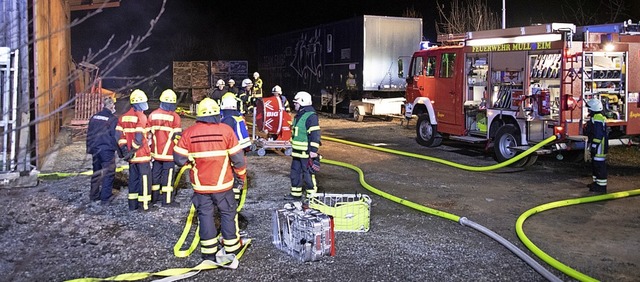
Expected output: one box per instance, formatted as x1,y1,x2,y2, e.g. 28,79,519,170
220,95,238,110
293,91,312,107
253,72,260,79
216,79,225,87
272,85,282,95
228,79,235,85
241,78,253,88
586,98,603,112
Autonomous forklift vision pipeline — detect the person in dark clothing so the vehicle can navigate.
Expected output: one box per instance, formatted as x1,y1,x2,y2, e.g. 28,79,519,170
86,96,120,204
584,98,608,194
209,79,227,105
227,79,239,95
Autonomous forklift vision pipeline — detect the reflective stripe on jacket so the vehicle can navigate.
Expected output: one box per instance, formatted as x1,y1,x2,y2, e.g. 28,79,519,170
116,108,151,163
174,122,246,194
148,109,182,161
291,107,320,158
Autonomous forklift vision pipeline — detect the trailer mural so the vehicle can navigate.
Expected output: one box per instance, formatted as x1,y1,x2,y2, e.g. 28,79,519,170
290,29,323,86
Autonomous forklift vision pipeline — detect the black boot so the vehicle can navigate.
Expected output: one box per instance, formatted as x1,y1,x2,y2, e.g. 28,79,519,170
128,199,138,211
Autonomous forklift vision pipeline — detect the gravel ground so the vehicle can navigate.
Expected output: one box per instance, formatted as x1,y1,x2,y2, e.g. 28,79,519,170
0,111,637,282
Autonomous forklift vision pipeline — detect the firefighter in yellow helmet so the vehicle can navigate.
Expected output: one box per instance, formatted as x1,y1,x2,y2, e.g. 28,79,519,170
116,89,153,211
148,89,182,207
174,98,247,262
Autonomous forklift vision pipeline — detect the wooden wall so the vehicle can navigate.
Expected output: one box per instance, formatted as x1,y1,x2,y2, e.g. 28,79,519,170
34,0,71,168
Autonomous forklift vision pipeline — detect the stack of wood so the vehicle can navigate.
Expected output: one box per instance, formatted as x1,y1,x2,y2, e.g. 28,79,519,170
172,61,211,103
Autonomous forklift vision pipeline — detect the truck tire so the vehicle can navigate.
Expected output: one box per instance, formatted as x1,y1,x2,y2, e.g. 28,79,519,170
416,114,442,147
353,108,364,122
493,124,528,167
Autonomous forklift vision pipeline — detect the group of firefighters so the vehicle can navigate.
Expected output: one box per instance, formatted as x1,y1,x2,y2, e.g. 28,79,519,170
86,76,321,264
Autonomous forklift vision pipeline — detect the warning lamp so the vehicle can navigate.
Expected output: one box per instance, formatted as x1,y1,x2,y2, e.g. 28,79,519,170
562,94,577,111
554,126,565,137
603,43,615,52
420,41,431,50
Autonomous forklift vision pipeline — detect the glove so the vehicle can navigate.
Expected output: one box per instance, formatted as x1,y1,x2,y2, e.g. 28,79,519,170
308,157,321,173
232,179,244,200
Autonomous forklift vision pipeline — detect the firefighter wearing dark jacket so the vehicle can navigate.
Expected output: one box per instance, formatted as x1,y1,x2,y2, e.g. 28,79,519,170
220,93,251,208
149,89,182,206
174,98,247,262
87,96,119,204
286,91,321,200
116,89,153,211
584,98,608,194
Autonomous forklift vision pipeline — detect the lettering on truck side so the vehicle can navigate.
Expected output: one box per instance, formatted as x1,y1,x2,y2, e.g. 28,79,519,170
471,41,553,53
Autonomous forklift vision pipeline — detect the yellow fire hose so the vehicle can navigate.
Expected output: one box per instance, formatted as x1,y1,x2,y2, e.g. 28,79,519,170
320,134,639,281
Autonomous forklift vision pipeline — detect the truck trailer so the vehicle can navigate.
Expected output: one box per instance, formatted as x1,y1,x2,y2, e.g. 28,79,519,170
400,21,640,167
257,15,422,119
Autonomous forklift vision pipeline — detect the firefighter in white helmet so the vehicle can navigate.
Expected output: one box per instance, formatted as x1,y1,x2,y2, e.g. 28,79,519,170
220,93,251,210
584,98,608,194
209,79,227,105
116,89,153,211
239,78,253,114
227,79,239,94
148,89,182,207
285,91,321,200
252,72,263,99
174,98,247,262
271,85,290,112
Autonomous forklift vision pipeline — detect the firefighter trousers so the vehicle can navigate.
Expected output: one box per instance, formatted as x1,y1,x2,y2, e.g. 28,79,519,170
128,161,152,210
152,160,176,205
90,150,116,202
192,190,242,259
290,157,317,197
591,158,607,191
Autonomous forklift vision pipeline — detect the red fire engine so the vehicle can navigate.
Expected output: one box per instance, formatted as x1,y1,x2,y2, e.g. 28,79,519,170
400,21,640,167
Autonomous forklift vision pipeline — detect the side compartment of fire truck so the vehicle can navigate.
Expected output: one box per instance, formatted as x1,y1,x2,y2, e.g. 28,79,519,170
409,22,640,167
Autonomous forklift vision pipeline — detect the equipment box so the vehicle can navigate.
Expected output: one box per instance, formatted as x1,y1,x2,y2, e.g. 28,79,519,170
272,204,334,262
308,193,372,232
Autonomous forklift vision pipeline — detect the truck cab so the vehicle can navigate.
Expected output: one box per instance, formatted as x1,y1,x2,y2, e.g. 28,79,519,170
401,22,640,167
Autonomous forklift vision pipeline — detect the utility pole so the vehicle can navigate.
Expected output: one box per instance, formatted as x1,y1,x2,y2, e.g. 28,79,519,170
502,0,506,29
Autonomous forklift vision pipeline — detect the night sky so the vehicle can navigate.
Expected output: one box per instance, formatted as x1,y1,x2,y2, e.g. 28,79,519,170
70,0,640,91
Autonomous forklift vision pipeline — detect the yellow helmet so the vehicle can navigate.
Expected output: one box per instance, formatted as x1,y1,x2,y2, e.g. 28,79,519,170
159,89,177,103
130,89,148,104
197,98,220,117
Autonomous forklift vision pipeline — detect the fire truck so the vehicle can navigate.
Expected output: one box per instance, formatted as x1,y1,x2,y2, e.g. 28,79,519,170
400,21,640,167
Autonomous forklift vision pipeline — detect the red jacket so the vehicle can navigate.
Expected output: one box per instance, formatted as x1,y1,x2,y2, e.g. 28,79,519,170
174,122,246,194
148,108,182,161
116,108,151,163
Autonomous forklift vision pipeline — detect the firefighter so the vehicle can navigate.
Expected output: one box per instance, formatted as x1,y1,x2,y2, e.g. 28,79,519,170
173,97,247,262
227,79,239,95
239,78,253,115
584,98,608,194
116,89,153,211
220,93,251,208
271,85,291,112
252,72,263,99
87,96,120,205
209,79,227,105
148,89,182,207
286,91,321,200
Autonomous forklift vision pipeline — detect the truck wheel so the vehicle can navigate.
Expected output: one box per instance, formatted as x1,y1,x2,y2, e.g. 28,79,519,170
523,154,538,167
416,114,442,147
353,108,364,122
493,124,527,167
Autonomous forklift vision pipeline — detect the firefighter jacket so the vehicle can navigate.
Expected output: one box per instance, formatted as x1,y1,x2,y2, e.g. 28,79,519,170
290,106,320,158
173,121,247,194
221,109,251,150
585,112,608,161
148,108,182,161
116,108,151,163
252,78,263,98
86,108,119,155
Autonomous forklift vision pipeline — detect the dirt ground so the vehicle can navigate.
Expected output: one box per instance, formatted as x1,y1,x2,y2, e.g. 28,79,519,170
0,109,638,282
317,113,640,281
